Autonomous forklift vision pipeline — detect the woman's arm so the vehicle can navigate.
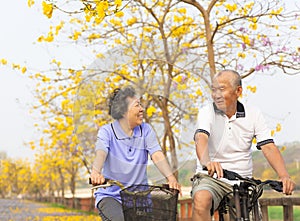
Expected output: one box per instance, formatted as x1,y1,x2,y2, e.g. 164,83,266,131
151,151,181,193
90,149,107,185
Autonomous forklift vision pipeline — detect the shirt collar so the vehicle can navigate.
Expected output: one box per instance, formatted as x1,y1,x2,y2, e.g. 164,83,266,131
111,121,143,140
236,101,245,118
213,101,245,118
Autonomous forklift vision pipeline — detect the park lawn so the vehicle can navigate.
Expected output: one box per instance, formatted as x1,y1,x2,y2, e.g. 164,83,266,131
268,206,300,221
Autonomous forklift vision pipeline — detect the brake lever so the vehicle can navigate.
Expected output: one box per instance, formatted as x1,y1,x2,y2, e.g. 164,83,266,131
202,166,241,180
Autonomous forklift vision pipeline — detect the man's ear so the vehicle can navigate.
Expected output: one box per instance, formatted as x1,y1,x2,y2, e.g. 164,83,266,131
237,86,243,98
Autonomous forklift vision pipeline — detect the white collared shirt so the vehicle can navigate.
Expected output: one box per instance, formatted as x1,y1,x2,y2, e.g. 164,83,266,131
195,101,274,178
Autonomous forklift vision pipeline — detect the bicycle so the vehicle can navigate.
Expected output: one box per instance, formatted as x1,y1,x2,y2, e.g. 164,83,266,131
89,178,179,221
194,168,283,221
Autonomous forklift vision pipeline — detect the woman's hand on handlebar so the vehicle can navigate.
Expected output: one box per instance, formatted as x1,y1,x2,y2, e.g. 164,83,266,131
206,161,223,179
167,175,182,195
90,171,106,185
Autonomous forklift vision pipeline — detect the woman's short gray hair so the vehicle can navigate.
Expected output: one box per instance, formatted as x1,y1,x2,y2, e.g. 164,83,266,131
108,86,136,119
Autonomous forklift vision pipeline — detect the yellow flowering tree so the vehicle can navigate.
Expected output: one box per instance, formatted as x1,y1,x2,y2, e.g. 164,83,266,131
29,65,87,202
0,158,33,197
24,0,300,184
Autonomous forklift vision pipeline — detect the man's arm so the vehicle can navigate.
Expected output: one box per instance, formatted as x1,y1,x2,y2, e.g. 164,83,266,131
151,151,181,192
90,149,107,185
261,143,295,195
195,132,223,178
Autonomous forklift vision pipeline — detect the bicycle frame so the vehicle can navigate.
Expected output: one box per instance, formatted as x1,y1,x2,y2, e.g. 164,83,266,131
216,170,283,221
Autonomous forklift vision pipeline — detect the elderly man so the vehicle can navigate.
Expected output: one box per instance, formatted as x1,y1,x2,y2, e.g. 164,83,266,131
191,70,295,221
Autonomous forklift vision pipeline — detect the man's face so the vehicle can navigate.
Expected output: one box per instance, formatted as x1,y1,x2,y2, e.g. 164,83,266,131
211,73,242,115
125,96,144,128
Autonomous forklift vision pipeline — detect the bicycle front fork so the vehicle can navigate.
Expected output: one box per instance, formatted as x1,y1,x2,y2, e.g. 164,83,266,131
233,183,250,221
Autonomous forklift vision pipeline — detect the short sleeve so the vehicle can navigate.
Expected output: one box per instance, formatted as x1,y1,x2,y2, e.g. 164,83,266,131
195,103,214,138
95,125,111,153
143,123,162,156
254,108,274,149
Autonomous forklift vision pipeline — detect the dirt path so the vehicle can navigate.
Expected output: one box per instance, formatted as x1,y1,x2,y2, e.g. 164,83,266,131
0,198,99,221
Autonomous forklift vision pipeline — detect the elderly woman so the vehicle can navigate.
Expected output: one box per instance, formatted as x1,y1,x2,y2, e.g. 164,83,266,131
90,86,181,221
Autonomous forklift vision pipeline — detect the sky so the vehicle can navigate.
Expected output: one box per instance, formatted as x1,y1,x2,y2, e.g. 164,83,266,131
1,0,300,160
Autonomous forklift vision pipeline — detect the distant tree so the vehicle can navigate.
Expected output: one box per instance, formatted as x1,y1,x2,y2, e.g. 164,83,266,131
0,158,32,197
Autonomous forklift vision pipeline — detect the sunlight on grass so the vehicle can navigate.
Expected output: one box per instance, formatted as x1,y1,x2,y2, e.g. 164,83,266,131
41,215,99,220
37,207,73,213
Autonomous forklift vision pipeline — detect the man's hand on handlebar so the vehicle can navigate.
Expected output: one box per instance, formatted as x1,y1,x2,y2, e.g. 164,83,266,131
206,161,223,179
280,176,296,195
90,171,106,185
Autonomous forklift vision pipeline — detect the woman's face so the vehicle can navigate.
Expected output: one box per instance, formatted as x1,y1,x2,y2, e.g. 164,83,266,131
125,96,144,128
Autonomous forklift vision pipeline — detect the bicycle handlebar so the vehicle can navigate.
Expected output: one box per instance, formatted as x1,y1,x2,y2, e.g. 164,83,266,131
89,177,126,190
89,177,173,194
202,167,283,192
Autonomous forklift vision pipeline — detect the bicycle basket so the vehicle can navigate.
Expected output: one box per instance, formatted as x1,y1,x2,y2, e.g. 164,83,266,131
120,184,179,221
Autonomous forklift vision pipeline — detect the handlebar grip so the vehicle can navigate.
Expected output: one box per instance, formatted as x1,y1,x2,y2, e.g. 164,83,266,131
89,177,110,186
268,181,283,192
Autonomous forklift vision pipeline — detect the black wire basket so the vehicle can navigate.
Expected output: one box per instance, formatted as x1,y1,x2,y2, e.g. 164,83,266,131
120,184,179,221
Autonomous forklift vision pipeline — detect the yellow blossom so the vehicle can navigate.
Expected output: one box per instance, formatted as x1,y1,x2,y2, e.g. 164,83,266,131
71,31,81,40
127,17,137,26
55,21,64,35
276,123,281,132
242,35,251,46
96,1,109,19
27,0,34,7
115,11,124,18
96,53,105,58
1,58,7,65
246,85,256,93
42,1,53,19
143,27,152,32
196,89,203,96
21,66,27,74
29,141,36,150
271,130,275,136
249,23,257,30
238,52,246,59
177,8,187,14
279,55,284,63
12,63,20,69
147,106,157,117
225,3,237,13
110,18,122,26
115,0,122,7
115,38,121,44
88,33,100,42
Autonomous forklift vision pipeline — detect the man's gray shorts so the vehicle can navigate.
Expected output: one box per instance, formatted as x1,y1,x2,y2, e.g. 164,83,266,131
191,173,262,220
191,173,233,215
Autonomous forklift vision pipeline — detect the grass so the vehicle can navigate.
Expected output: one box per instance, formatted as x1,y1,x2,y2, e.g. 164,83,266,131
42,202,97,215
268,206,300,221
